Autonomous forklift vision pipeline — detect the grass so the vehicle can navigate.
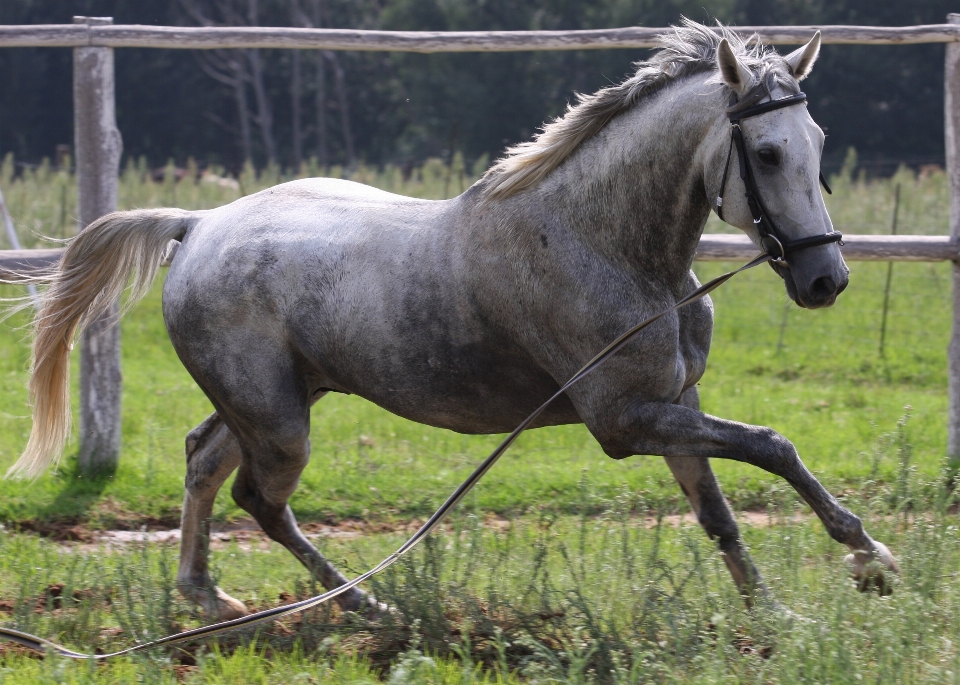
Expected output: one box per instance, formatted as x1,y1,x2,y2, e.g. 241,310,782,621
0,154,952,680
0,154,948,526
0,448,954,683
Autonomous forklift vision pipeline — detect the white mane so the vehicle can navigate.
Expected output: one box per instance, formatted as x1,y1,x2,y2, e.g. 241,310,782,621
482,18,793,200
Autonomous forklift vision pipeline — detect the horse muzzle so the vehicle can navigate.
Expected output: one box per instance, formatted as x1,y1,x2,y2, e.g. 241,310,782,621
774,258,849,309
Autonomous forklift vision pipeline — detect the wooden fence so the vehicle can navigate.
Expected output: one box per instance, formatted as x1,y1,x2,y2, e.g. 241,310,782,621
2,17,960,471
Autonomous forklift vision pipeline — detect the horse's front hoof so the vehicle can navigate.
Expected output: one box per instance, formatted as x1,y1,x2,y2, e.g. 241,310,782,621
845,541,899,596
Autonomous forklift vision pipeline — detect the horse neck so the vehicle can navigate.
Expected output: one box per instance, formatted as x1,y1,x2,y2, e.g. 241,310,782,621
537,79,721,283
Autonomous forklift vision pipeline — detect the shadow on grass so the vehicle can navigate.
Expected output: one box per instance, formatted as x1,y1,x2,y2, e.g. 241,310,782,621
16,457,117,536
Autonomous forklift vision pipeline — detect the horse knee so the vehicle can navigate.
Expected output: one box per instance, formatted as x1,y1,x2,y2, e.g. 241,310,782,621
768,429,799,462
697,505,739,545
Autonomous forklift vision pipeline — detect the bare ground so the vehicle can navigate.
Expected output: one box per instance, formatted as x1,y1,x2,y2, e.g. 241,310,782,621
5,509,804,552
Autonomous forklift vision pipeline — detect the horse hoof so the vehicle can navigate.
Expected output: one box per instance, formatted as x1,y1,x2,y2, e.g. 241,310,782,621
337,588,396,621
363,597,398,621
178,582,250,621
216,594,251,621
845,541,899,596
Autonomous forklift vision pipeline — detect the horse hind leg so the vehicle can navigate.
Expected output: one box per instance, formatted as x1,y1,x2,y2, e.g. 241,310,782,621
665,388,770,605
231,464,374,613
224,395,376,615
177,412,248,620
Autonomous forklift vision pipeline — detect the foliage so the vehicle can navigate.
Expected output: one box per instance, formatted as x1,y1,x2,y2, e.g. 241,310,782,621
0,0,954,173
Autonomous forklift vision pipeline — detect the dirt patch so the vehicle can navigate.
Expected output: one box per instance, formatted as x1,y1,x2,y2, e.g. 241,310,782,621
6,508,808,552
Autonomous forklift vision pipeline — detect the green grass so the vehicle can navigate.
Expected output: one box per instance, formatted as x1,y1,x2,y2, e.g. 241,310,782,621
0,157,954,681
0,460,955,683
0,156,949,525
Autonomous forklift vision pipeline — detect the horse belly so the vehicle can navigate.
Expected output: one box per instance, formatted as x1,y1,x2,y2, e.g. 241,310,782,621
322,335,583,434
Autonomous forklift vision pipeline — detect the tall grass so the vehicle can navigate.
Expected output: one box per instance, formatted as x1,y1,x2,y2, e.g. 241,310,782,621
0,420,956,683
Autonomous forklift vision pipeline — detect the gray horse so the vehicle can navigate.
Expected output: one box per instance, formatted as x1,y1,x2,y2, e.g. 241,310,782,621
11,20,897,619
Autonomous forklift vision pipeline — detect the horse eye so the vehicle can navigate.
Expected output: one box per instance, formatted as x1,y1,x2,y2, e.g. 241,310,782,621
757,148,780,166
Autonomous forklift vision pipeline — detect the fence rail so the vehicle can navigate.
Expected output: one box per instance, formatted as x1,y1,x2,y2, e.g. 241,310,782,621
0,23,958,51
0,234,954,282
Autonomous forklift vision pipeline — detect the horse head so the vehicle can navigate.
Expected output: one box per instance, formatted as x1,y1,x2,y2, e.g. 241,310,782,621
711,32,848,309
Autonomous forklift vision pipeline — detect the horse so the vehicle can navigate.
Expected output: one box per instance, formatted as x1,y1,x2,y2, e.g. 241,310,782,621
10,20,897,620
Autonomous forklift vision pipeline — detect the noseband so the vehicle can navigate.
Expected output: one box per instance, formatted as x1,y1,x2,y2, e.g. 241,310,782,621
715,91,842,263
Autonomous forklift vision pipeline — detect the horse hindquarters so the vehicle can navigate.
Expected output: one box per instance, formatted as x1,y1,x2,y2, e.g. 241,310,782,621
165,284,374,615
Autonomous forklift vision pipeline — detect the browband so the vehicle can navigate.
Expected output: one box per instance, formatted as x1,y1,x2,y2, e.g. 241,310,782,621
729,92,807,123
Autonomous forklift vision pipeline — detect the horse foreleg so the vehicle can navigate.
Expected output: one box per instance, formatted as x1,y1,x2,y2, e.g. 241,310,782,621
665,386,769,604
177,413,248,620
602,401,899,593
665,454,772,604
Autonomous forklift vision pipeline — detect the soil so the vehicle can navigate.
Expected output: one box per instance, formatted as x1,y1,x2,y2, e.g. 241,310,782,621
4,509,802,551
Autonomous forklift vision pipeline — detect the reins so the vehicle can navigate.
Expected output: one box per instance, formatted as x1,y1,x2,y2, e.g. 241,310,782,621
0,93,843,661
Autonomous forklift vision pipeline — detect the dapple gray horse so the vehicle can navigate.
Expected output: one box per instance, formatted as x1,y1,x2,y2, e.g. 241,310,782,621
11,21,897,620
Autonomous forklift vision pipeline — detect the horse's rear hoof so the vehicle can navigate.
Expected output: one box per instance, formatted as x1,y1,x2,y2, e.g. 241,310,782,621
845,541,899,596
335,587,393,620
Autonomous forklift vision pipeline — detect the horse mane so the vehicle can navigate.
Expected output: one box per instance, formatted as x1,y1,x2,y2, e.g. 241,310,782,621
481,18,790,200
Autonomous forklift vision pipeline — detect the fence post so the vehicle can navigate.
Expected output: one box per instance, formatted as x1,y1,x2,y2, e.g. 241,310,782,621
74,16,123,474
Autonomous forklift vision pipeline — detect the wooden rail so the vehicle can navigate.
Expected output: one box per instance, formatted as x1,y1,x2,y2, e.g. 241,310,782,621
0,249,61,281
1,234,952,282
0,23,958,51
695,234,958,261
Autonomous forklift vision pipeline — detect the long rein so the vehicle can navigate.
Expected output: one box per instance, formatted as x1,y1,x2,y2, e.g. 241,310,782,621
0,91,842,660
0,250,776,659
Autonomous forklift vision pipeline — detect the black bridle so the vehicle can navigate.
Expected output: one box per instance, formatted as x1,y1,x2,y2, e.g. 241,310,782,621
715,91,842,263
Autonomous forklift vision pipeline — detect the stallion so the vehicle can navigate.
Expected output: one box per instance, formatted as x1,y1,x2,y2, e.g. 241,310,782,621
10,20,897,620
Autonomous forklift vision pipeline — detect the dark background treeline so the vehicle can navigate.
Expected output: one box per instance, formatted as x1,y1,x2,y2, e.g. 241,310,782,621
0,0,956,176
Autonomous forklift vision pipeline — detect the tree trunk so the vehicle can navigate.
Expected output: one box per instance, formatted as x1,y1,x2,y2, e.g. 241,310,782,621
247,48,277,165
232,57,253,164
325,50,354,166
246,0,276,166
314,52,327,168
291,48,302,170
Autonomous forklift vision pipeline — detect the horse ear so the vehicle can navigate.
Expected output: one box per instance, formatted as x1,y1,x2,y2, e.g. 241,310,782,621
716,38,755,95
784,31,821,80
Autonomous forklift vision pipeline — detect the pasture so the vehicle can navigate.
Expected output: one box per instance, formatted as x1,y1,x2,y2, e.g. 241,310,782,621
0,156,952,682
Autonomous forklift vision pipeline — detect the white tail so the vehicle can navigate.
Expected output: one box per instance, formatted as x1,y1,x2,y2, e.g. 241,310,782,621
7,208,196,479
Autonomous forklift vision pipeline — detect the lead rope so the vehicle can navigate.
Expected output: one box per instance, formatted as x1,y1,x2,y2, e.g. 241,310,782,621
0,252,774,660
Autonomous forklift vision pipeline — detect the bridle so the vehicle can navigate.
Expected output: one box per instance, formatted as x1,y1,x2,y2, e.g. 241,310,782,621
0,88,850,661
715,91,842,263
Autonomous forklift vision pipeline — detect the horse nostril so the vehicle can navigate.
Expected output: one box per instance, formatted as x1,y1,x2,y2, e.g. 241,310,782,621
810,275,838,302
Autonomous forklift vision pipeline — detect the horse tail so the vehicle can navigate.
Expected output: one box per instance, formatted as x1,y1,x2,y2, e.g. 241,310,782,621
8,208,197,479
